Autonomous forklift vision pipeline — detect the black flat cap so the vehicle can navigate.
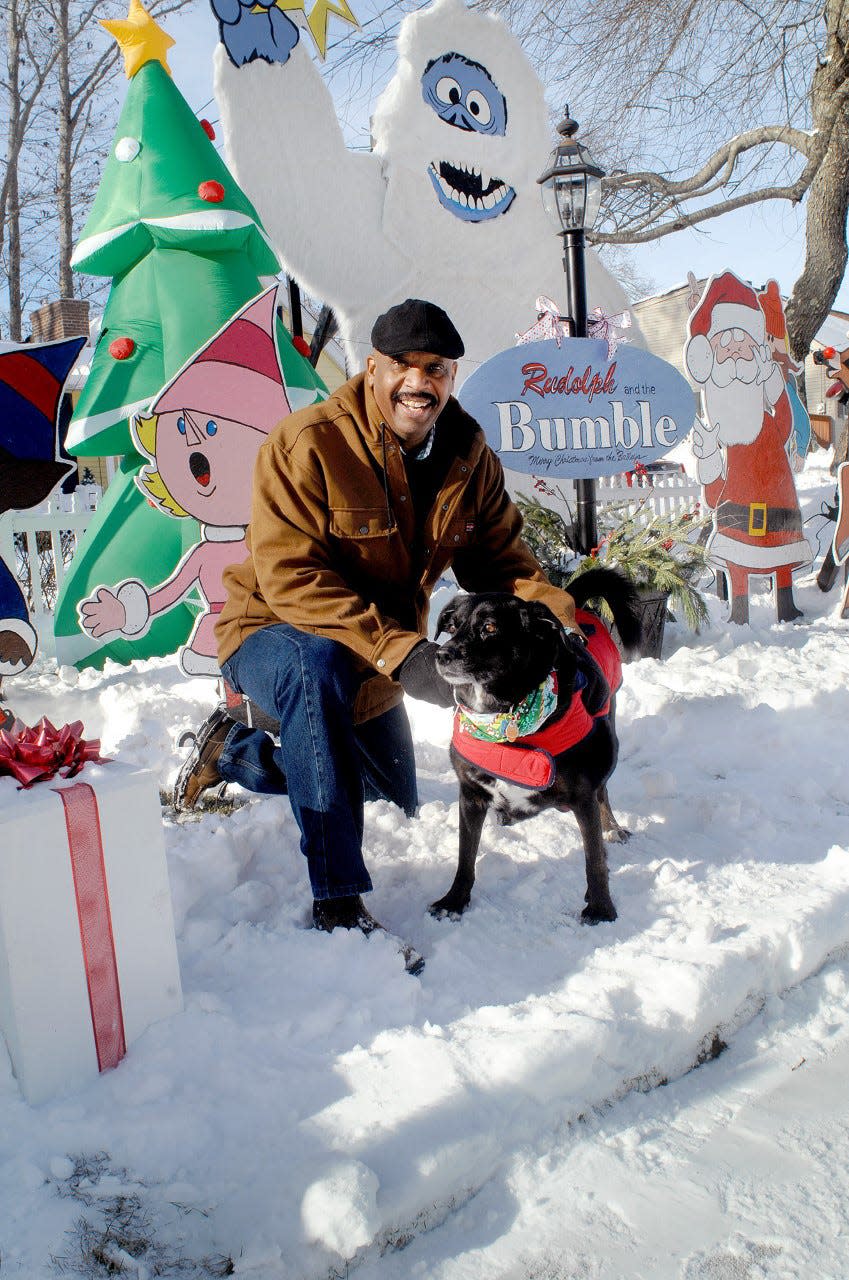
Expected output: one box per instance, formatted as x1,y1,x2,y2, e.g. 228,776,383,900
370,298,465,359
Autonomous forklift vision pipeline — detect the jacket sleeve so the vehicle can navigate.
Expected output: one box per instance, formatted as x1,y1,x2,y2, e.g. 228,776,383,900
451,448,578,633
247,436,423,675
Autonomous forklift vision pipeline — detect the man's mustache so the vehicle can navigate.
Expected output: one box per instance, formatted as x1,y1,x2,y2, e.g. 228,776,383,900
393,390,437,407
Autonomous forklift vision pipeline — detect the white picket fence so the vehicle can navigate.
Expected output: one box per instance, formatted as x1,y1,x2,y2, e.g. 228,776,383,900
597,469,701,518
0,494,97,659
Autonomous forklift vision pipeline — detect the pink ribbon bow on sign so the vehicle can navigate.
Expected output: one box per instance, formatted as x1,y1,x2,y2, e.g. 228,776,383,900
587,306,632,357
515,296,573,347
0,716,106,788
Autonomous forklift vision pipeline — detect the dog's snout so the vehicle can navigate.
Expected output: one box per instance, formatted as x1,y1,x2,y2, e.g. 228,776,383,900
435,645,452,671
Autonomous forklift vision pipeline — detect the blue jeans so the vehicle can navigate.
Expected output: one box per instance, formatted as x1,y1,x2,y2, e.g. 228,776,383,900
219,624,418,900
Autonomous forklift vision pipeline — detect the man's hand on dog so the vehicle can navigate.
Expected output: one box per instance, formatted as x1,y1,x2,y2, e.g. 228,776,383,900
397,641,455,707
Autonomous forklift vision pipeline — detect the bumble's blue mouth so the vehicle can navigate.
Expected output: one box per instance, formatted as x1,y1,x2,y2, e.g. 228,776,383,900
428,160,515,222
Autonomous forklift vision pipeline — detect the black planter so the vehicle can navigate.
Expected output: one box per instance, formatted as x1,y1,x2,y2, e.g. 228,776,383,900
632,589,669,659
609,587,670,660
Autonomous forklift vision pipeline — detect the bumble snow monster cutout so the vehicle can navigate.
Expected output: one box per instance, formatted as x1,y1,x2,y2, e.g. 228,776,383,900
213,0,637,377
78,287,321,676
421,53,513,221
0,336,83,677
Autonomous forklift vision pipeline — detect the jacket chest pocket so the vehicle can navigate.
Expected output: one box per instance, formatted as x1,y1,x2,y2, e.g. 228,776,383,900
330,507,393,540
438,516,475,549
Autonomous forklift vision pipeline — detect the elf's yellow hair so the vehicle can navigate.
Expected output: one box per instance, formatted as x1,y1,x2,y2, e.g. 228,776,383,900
132,413,190,518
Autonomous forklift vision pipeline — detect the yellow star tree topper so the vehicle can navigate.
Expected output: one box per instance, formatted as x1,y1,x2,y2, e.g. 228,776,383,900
101,0,175,78
273,0,358,59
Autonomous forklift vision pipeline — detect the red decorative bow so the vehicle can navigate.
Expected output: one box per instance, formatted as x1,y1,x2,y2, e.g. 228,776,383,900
0,717,106,788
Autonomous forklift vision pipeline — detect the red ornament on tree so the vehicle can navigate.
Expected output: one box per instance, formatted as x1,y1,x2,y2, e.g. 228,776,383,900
291,334,311,359
200,119,216,141
198,180,225,203
108,337,135,360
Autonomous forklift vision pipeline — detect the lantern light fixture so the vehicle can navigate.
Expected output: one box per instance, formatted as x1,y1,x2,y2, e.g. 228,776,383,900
538,107,605,236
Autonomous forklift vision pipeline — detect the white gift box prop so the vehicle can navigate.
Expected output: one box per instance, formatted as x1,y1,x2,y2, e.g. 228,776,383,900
0,761,182,1104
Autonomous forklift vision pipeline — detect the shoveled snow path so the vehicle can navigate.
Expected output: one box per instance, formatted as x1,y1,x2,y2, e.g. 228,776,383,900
353,951,849,1280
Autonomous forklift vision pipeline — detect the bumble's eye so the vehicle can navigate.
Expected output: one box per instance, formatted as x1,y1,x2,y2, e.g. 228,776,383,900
435,76,462,105
482,620,497,635
206,419,218,437
177,416,187,435
466,90,492,125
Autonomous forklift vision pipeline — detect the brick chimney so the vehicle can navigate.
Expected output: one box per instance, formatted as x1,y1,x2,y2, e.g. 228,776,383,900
29,298,90,342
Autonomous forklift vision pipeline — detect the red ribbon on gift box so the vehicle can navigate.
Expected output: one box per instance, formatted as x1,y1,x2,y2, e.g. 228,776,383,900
0,717,106,788
1,719,125,1074
54,782,127,1073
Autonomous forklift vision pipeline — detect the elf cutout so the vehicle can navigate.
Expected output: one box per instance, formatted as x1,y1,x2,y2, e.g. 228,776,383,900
78,288,312,675
685,270,812,624
759,280,811,472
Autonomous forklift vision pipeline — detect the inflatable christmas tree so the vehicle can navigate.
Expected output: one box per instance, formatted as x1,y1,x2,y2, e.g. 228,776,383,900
55,0,325,670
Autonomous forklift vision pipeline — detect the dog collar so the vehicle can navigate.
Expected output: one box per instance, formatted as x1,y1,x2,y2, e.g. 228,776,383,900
456,670,559,743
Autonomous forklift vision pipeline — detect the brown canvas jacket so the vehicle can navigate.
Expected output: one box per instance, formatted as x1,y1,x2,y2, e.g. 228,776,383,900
216,372,577,722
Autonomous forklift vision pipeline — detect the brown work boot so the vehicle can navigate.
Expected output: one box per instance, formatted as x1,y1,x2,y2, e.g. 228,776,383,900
312,894,383,936
173,707,234,812
312,895,425,975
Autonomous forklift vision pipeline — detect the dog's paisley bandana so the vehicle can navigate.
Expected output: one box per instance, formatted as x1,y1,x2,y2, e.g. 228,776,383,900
456,671,559,743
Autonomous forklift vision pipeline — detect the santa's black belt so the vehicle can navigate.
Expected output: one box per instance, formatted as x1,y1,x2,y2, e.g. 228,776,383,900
716,501,802,537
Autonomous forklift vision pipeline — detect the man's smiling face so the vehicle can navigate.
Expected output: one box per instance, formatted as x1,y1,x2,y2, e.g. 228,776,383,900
367,349,457,448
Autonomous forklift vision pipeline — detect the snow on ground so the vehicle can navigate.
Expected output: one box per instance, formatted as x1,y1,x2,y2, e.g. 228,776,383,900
352,952,849,1280
2,453,849,1278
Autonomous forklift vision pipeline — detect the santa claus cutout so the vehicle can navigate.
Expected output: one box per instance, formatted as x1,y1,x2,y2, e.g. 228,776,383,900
684,270,812,624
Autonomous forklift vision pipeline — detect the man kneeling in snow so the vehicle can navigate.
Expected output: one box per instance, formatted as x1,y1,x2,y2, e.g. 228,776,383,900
175,299,577,950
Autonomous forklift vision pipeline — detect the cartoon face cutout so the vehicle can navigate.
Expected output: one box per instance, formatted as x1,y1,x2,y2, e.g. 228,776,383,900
422,53,507,135
421,52,515,223
154,408,263,526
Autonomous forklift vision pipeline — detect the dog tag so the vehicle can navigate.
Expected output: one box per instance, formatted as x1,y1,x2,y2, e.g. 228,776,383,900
506,722,519,742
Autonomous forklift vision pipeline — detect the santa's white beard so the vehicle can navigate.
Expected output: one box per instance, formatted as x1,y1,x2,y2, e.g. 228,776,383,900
703,366,765,445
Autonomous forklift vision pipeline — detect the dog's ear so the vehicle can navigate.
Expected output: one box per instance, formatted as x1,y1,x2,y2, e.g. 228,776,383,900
519,600,563,637
436,596,460,637
520,600,564,673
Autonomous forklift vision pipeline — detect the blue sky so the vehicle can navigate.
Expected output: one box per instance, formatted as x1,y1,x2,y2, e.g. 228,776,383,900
165,3,849,316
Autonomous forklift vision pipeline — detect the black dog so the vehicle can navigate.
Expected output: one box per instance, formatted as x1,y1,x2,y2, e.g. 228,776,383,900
432,569,642,924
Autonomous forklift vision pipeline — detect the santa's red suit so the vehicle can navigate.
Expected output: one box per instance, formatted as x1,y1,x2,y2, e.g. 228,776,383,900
703,387,811,573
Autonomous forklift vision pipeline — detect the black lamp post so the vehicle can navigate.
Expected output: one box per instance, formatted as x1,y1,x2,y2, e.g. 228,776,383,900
538,107,605,555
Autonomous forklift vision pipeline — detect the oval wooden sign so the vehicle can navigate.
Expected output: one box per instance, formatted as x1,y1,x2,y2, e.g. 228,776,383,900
459,336,696,478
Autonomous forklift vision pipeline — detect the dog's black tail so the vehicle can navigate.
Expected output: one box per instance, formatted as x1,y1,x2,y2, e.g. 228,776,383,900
567,567,643,654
